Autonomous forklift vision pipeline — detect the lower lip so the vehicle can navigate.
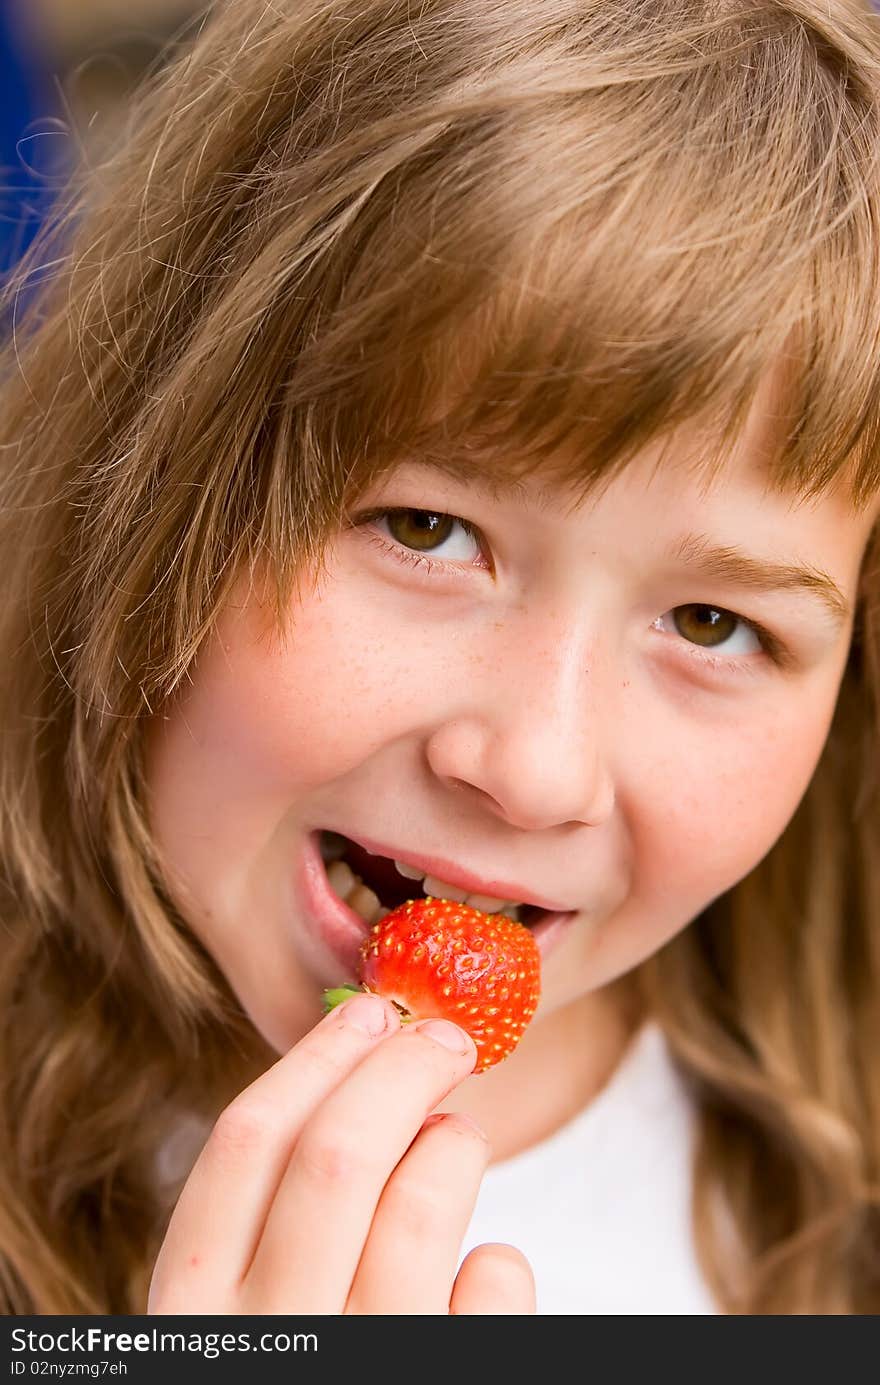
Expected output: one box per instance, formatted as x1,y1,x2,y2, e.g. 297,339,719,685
299,831,370,979
297,830,580,981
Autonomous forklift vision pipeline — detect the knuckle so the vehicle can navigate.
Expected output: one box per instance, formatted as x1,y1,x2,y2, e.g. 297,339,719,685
210,1097,277,1159
294,1128,373,1188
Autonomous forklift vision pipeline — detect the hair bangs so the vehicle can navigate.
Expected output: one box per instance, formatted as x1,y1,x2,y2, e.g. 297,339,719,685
266,1,880,548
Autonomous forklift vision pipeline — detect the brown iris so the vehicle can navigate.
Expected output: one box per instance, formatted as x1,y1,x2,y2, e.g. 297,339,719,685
673,604,737,646
386,509,454,549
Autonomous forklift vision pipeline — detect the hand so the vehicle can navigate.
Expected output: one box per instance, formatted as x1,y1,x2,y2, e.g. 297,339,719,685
147,993,536,1314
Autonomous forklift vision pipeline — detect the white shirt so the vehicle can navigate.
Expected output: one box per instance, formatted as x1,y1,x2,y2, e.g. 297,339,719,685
458,1021,719,1314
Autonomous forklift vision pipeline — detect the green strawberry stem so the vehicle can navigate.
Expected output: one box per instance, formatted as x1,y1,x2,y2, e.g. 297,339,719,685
322,984,363,1012
322,985,412,1021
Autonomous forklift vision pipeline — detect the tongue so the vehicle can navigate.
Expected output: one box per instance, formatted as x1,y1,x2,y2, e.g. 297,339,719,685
343,840,428,911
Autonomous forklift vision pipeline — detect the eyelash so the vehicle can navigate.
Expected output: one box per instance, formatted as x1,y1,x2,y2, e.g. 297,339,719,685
354,507,790,677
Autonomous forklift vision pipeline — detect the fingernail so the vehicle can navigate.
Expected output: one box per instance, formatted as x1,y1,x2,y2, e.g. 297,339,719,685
416,1019,475,1055
339,994,390,1036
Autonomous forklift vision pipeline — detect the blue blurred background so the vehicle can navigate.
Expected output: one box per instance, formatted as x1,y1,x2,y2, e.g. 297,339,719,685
0,0,203,276
1,1,57,273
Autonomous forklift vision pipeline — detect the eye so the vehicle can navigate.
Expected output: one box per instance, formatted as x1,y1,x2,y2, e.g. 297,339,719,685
653,604,764,658
355,506,486,571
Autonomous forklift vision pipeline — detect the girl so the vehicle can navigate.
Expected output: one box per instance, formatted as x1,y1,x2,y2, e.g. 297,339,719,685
1,0,879,1316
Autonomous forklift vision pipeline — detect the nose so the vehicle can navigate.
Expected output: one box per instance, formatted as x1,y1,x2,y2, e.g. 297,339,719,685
424,613,617,832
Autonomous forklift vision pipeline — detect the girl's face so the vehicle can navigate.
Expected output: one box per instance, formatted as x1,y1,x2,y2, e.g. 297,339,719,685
144,411,879,1059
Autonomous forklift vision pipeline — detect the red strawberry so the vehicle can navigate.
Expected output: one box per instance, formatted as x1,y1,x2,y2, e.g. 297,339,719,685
324,897,541,1073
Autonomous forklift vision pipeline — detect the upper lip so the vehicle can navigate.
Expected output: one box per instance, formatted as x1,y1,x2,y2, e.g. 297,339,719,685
328,829,577,914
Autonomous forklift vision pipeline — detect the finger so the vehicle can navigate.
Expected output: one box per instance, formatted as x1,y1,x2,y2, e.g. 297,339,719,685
148,993,399,1312
450,1244,537,1315
345,1111,491,1314
242,1018,478,1313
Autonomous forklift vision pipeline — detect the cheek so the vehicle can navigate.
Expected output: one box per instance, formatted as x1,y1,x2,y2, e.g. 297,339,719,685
556,683,840,999
630,686,837,936
144,565,447,860
166,588,405,796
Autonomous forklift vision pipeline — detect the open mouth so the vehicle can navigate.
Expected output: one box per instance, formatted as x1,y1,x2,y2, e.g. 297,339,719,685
318,829,549,930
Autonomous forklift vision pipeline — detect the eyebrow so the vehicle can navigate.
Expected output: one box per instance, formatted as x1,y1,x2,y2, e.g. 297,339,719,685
400,458,852,629
667,533,851,630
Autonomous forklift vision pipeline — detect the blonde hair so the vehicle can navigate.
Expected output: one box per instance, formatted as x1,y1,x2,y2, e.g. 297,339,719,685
2,0,880,1313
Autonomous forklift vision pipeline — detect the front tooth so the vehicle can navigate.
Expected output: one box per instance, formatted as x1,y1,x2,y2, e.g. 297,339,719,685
348,882,383,924
327,859,357,899
394,859,424,881
464,892,509,912
422,874,469,902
